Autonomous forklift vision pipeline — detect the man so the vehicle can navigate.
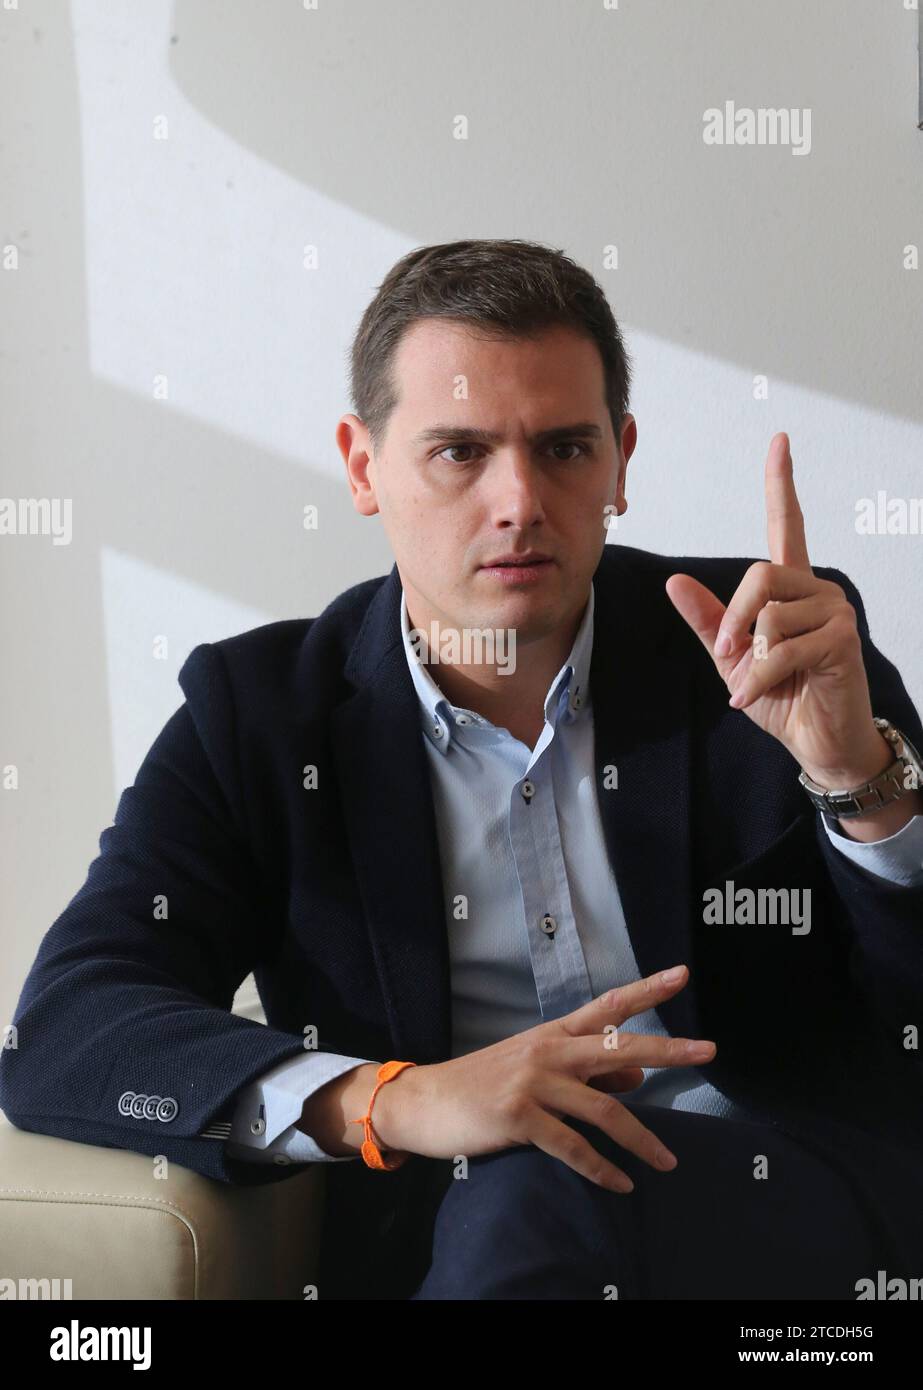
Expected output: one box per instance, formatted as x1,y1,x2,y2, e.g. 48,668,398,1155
3,239,923,1301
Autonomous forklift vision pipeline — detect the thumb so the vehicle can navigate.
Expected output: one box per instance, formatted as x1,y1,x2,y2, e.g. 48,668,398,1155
665,573,728,666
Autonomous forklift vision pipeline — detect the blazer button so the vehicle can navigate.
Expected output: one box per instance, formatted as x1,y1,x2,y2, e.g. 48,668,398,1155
130,1094,148,1119
157,1097,179,1122
143,1095,161,1120
118,1091,136,1116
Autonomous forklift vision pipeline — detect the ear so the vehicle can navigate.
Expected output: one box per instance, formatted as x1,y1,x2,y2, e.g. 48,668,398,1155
337,414,380,518
613,415,636,514
619,413,638,466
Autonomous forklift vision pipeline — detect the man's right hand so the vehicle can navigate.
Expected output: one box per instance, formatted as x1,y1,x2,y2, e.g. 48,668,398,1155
372,964,716,1192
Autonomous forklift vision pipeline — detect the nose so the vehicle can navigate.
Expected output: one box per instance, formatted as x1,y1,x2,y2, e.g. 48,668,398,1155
485,448,547,530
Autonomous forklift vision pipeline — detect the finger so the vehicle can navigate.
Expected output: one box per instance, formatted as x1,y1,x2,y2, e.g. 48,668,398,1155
524,1109,636,1193
728,619,845,710
748,593,840,680
665,574,726,662
539,1079,679,1176
559,964,690,1036
590,1067,646,1094
560,1031,717,1073
766,432,812,572
753,593,836,649
727,593,836,704
715,560,819,662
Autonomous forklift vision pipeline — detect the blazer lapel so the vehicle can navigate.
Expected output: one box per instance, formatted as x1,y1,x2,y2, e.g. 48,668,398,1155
331,565,453,1066
590,546,700,1041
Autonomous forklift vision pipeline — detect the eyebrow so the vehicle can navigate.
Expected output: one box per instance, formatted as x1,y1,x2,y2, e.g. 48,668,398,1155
410,421,605,448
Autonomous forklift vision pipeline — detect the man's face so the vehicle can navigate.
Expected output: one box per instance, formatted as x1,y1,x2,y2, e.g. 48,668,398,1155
339,318,635,646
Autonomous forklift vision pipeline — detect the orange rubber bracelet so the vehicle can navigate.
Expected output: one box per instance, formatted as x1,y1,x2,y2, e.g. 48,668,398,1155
350,1060,417,1170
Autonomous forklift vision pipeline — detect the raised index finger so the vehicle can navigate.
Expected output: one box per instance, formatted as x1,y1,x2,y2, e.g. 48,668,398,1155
765,432,812,572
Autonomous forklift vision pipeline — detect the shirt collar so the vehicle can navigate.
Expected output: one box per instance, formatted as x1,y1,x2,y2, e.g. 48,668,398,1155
399,582,594,754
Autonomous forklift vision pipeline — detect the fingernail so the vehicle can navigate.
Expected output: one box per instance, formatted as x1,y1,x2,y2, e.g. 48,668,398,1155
715,630,732,657
661,966,684,984
686,1040,714,1058
728,688,745,709
656,1148,678,1171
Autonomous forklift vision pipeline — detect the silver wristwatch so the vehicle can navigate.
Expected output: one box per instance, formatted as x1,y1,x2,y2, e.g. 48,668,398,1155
798,717,923,819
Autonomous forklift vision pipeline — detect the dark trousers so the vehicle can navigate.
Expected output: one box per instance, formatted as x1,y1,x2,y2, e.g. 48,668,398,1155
407,1102,923,1300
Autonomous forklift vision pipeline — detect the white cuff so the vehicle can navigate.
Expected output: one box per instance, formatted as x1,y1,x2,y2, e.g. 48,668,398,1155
227,1051,376,1164
821,809,923,888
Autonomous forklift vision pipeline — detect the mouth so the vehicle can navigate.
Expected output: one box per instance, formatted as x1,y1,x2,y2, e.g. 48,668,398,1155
478,554,556,583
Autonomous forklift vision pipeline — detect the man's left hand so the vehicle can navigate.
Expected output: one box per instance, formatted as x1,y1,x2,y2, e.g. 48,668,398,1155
664,432,894,792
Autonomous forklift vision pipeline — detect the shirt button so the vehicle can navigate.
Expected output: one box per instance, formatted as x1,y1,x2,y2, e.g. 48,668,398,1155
521,780,535,802
250,1118,266,1137
540,914,557,936
456,714,471,725
432,724,444,738
272,1153,292,1166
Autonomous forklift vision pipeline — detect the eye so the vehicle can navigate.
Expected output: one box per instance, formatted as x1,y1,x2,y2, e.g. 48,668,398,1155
434,441,590,465
436,444,480,465
549,441,589,461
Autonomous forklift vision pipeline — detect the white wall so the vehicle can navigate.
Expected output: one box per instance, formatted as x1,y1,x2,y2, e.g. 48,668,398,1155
2,0,922,1023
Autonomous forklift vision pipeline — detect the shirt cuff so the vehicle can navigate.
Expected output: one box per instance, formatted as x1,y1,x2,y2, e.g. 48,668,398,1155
227,1051,376,1164
820,809,923,888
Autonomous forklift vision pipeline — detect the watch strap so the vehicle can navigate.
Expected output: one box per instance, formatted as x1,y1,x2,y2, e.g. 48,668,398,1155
798,718,921,819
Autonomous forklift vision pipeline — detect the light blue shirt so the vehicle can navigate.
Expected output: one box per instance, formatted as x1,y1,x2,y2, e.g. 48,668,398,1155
226,581,923,1165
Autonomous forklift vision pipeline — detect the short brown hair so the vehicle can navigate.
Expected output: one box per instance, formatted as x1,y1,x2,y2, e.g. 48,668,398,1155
348,238,633,449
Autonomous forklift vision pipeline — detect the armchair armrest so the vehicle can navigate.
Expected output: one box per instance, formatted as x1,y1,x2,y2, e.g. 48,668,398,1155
0,1114,326,1300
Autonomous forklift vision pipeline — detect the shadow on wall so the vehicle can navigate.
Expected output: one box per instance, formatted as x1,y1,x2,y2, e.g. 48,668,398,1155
169,0,923,430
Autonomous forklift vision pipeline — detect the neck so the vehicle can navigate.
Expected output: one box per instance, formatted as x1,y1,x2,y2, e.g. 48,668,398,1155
405,593,588,738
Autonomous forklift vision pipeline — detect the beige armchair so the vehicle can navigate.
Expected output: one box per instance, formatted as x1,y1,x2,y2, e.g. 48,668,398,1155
0,976,327,1300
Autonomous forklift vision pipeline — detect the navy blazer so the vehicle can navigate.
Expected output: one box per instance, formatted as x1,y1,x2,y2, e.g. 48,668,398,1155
3,543,923,1298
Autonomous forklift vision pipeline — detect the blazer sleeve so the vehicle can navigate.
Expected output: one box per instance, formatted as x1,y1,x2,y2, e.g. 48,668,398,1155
820,807,923,886
0,642,315,1187
812,566,923,1041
